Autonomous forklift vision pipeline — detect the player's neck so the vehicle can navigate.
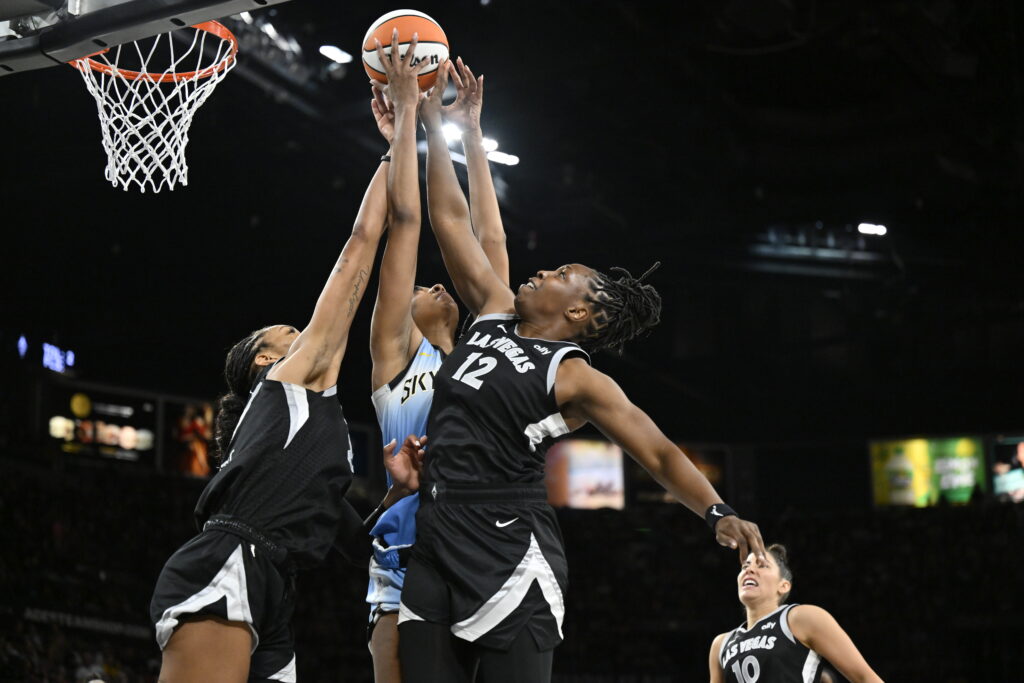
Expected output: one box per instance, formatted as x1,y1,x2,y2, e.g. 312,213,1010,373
744,600,782,629
516,317,573,343
421,326,455,355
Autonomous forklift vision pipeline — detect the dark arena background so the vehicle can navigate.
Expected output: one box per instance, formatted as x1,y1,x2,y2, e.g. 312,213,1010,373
2,1,1023,681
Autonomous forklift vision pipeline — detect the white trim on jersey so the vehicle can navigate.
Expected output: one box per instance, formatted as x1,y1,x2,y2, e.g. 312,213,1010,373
282,382,309,449
449,533,565,643
154,543,258,652
269,654,297,682
523,413,571,452
780,604,797,643
230,381,263,443
802,650,822,683
546,346,580,394
397,601,426,625
322,385,337,397
471,313,517,328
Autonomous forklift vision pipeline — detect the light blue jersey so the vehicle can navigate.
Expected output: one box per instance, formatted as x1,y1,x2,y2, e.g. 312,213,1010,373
366,336,444,618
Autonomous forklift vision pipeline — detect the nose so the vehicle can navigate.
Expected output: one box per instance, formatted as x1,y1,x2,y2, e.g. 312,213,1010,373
431,284,445,294
535,270,547,279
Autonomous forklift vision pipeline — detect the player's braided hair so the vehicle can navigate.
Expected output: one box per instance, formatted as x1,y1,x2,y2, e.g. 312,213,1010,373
767,543,794,604
212,327,270,461
576,262,663,355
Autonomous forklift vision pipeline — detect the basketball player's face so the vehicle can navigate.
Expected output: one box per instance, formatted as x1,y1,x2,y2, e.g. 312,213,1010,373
737,553,787,606
411,284,458,331
514,264,596,323
261,325,300,358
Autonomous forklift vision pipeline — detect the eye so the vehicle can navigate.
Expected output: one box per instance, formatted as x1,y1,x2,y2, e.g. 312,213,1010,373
559,270,567,279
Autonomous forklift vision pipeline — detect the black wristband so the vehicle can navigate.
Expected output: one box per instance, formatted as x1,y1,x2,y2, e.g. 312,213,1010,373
705,503,737,531
380,154,391,163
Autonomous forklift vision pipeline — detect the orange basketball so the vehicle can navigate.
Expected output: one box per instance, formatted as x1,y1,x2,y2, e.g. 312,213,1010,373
362,10,449,91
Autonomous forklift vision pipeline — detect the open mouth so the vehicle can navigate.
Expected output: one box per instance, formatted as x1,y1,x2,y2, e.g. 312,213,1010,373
742,578,759,588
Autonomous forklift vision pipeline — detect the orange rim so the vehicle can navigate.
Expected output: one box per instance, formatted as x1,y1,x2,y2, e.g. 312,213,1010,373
69,21,237,82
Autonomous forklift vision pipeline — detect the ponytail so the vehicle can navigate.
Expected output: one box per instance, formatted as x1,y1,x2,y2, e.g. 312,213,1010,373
212,327,269,461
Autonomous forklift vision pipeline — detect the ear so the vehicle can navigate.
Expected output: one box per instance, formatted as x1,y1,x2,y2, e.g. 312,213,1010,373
564,304,590,324
253,352,279,367
778,579,792,599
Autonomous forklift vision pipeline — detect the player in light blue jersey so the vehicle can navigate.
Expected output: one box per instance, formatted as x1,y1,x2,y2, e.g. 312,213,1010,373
364,42,509,683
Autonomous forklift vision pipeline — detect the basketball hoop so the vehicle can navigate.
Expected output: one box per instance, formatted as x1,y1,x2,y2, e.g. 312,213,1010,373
69,21,238,193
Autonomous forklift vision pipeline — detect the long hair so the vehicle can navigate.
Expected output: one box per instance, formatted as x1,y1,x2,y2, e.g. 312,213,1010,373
576,263,663,355
212,327,270,461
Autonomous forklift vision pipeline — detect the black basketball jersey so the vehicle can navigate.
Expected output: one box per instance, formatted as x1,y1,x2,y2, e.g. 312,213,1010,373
424,313,590,485
719,605,823,683
195,364,353,568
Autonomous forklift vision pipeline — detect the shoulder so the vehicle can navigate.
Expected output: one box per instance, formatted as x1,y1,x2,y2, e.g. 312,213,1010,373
709,631,731,667
786,604,833,643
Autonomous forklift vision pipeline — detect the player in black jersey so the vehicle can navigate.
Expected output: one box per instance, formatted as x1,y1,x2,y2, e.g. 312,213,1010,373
148,84,427,681
710,544,884,683
365,37,509,683
387,57,766,683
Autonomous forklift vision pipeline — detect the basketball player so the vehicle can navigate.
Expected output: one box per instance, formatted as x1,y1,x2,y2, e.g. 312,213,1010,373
148,81,427,681
709,545,884,683
376,46,766,682
364,39,509,682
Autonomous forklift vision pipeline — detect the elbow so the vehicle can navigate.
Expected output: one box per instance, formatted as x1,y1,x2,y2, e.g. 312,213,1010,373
387,206,420,228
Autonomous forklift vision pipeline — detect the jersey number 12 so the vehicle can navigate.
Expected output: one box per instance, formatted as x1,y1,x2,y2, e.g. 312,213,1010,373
451,352,497,390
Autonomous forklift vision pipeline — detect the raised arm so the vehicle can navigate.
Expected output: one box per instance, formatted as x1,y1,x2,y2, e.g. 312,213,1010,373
419,61,513,317
368,33,429,389
446,58,509,287
557,358,766,561
267,145,389,392
788,606,885,683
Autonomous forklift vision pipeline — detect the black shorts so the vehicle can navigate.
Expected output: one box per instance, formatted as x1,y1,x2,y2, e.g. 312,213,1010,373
150,518,297,681
398,485,568,651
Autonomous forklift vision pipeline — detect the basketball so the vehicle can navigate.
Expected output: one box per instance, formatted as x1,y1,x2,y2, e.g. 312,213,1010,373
362,9,449,91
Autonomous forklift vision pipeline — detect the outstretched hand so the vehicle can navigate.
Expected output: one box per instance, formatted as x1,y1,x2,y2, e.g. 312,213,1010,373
444,57,485,136
373,28,429,111
714,515,766,564
419,58,452,133
370,83,395,144
383,433,427,495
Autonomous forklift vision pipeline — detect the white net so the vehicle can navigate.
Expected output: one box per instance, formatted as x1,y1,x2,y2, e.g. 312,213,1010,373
71,22,237,193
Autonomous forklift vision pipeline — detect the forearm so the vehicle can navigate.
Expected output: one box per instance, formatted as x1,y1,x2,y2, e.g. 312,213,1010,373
648,447,724,516
462,129,509,284
353,155,391,240
387,107,420,226
426,127,472,227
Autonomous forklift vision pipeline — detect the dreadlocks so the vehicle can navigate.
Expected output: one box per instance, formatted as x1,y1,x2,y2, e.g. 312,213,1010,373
577,262,662,355
212,327,271,460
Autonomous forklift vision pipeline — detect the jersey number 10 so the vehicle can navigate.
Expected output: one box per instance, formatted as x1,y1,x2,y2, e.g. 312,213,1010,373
451,352,497,390
731,655,761,683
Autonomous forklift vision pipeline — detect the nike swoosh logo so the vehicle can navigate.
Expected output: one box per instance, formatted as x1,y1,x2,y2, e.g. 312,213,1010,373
710,506,723,517
495,517,519,528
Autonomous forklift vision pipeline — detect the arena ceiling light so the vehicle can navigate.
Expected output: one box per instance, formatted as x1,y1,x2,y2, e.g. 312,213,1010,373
487,150,519,166
319,44,352,64
442,123,462,143
857,223,887,236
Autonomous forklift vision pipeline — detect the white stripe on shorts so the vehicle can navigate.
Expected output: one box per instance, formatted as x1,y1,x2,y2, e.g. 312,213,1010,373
449,533,565,642
154,543,258,652
269,654,297,682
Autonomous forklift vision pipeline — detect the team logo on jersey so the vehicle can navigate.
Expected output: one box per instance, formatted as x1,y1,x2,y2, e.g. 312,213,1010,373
722,635,778,663
401,370,437,404
761,621,775,630
533,344,551,355
465,331,537,373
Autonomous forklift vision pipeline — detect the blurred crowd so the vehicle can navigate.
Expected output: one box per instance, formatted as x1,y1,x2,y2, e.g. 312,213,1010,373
0,454,1020,682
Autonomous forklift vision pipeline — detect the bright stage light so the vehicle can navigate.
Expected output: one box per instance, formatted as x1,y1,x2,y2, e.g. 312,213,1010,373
857,223,887,236
487,151,519,166
442,123,463,143
319,45,353,64
482,137,498,152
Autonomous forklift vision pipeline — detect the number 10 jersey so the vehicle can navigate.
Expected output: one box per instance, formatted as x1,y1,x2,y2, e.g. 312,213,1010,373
424,313,590,486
